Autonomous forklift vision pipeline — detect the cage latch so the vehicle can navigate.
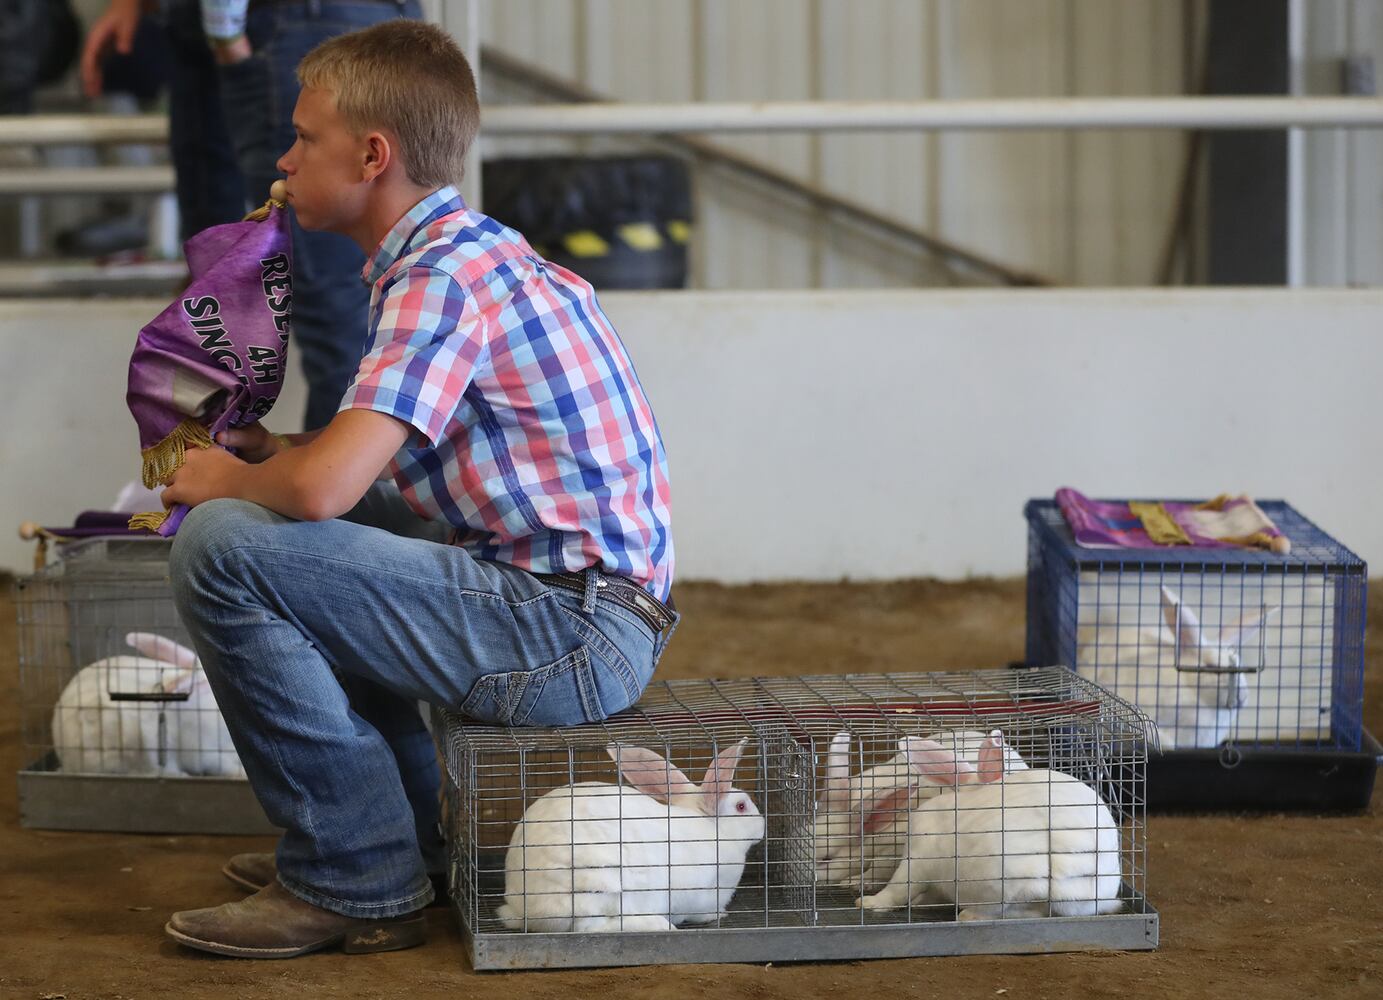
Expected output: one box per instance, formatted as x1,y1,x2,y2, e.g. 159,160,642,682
157,709,169,769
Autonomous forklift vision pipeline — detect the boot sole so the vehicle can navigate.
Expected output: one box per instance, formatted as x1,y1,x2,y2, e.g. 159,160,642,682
164,914,428,959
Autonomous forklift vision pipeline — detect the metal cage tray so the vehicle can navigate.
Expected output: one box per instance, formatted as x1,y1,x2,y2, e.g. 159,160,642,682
459,850,1158,970
1144,728,1382,812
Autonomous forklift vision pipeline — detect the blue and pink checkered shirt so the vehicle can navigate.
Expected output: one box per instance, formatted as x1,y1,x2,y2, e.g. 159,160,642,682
339,187,674,600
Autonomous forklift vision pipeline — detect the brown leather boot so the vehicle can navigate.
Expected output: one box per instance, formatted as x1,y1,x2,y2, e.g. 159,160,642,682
223,853,450,907
222,852,276,893
165,882,427,958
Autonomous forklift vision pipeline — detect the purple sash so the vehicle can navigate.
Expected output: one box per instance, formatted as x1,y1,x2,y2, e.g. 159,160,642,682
1056,488,1288,553
126,205,293,535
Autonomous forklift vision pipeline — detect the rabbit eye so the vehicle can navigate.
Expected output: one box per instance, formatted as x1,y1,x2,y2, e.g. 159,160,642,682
736,800,747,813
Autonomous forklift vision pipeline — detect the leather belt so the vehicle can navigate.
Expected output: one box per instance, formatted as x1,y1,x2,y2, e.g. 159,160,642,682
535,571,676,635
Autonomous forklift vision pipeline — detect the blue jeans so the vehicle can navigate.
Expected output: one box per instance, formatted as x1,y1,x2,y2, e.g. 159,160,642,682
161,0,246,238
169,483,666,918
216,0,422,430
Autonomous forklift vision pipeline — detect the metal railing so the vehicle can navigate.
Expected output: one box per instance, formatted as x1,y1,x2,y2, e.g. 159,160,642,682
5,96,1383,151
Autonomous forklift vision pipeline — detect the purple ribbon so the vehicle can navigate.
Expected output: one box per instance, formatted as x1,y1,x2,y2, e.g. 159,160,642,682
126,205,293,535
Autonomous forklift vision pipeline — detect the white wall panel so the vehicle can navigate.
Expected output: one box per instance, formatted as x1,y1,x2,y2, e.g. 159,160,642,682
696,0,821,289
1067,0,1193,286
6,291,1380,579
582,1,697,102
1297,0,1383,287
934,0,1072,280
815,2,934,287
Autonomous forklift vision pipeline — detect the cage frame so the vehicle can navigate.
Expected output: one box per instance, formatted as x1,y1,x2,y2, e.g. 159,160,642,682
438,667,1159,970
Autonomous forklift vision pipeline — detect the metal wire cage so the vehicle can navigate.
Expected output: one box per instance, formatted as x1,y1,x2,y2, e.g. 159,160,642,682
14,537,268,834
438,667,1157,970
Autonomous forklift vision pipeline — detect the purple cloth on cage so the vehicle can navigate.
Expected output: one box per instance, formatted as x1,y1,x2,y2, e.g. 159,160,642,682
126,206,293,536
40,511,146,539
1056,487,1286,550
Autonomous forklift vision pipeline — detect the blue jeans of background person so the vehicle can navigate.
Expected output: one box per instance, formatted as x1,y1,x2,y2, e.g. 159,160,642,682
161,0,245,238
169,483,664,918
217,0,422,431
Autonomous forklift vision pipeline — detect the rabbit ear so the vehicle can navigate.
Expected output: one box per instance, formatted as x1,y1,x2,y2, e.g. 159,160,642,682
821,732,853,806
1160,586,1203,664
125,632,199,670
976,729,1008,783
903,737,978,787
607,745,698,803
700,737,750,805
1219,605,1278,647
860,784,915,834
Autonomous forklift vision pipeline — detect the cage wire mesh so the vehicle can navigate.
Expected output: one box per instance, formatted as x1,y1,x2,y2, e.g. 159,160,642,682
15,537,244,779
438,667,1154,966
1026,500,1367,754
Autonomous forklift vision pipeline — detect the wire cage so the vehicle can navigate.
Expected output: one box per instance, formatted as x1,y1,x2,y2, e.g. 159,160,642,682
14,536,273,834
1025,498,1379,811
437,667,1158,970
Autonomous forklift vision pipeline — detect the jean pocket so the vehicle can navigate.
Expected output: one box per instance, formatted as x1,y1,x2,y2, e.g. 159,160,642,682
459,647,606,727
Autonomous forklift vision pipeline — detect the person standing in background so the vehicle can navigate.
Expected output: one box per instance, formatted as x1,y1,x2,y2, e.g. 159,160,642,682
82,0,423,430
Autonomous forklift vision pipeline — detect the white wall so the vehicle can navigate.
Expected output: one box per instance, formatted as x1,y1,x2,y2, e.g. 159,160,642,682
2,290,1379,579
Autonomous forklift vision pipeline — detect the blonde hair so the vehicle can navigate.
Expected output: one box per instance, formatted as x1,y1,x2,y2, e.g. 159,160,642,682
298,20,479,188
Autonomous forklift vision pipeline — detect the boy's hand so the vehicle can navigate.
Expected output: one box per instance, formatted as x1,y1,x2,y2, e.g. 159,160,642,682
161,447,247,509
217,424,283,464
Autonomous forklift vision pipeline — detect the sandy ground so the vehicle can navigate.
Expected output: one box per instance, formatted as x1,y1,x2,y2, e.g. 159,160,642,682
1,576,1379,1000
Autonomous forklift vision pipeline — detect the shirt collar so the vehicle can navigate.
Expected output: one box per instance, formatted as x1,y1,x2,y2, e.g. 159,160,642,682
362,185,466,286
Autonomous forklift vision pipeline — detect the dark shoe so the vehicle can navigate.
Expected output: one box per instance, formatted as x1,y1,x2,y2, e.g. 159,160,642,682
222,852,276,893
223,853,450,907
165,882,427,959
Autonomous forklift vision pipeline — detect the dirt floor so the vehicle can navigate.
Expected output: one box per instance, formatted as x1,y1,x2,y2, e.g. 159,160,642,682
1,576,1379,1000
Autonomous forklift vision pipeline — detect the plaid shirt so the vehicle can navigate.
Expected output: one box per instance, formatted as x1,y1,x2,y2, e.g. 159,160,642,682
340,187,674,600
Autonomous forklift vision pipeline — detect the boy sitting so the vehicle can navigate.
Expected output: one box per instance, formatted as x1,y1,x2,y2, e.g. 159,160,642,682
161,20,675,958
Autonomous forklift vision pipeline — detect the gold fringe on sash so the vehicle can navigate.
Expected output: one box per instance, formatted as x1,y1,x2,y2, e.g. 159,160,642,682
127,509,171,533
129,417,213,533
139,416,214,489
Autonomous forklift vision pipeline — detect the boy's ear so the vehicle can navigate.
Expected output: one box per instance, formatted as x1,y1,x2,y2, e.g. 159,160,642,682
360,130,393,183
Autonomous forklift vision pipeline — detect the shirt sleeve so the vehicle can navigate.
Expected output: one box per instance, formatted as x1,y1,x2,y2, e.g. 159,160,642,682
338,264,486,447
200,1,250,39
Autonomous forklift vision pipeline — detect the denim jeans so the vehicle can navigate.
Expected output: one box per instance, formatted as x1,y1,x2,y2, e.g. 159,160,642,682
216,0,422,430
161,0,246,238
169,483,666,917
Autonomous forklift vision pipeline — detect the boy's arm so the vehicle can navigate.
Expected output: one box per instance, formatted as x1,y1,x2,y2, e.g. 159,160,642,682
161,409,410,522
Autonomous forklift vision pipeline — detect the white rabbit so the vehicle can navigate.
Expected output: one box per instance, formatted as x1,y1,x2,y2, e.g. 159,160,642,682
496,738,765,933
856,731,1123,921
1075,584,1277,749
813,729,1029,890
50,632,244,778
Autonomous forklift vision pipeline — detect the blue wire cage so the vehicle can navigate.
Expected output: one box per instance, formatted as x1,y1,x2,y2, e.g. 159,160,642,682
1024,499,1367,755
